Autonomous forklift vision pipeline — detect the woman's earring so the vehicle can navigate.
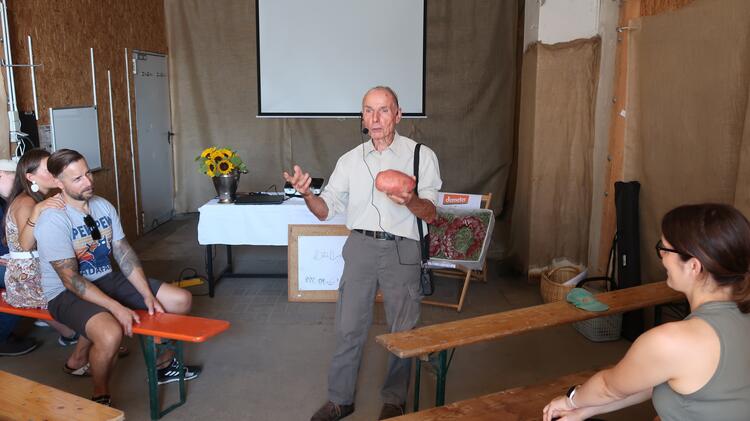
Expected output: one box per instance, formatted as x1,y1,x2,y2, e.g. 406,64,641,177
31,180,39,193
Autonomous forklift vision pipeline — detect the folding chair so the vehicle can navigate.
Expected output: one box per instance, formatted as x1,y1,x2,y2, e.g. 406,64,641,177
422,192,492,312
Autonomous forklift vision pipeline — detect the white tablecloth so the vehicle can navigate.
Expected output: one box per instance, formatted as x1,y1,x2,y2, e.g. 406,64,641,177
198,197,347,246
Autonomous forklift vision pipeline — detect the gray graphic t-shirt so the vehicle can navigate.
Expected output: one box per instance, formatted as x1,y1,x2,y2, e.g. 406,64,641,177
36,196,125,302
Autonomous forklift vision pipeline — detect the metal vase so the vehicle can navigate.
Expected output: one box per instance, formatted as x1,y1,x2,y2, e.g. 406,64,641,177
212,170,240,203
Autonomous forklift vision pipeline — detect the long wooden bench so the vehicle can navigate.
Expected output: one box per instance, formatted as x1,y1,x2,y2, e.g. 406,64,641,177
376,281,683,411
391,369,598,421
0,369,125,421
0,290,230,420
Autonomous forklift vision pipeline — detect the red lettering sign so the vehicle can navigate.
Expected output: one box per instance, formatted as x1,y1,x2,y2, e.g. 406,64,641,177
442,194,469,205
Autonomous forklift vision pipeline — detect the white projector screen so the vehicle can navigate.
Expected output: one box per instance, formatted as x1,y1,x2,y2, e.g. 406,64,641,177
257,0,425,117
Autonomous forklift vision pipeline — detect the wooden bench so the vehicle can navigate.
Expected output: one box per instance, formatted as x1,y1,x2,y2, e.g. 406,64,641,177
0,290,230,420
0,369,125,421
391,369,598,421
376,281,683,410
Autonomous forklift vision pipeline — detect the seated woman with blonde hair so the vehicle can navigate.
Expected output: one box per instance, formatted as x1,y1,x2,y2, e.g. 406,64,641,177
543,203,750,421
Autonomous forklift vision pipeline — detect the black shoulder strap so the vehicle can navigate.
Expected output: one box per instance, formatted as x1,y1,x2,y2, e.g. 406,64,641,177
413,143,421,191
414,144,429,261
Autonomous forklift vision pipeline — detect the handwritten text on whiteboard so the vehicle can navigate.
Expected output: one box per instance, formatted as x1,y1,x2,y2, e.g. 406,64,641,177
298,236,347,290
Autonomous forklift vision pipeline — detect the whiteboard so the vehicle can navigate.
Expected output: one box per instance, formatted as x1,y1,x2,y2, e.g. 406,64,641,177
50,106,102,170
257,0,425,116
288,224,350,302
298,236,347,291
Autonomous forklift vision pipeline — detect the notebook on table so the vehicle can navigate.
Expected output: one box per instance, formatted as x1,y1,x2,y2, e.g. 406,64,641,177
234,193,285,205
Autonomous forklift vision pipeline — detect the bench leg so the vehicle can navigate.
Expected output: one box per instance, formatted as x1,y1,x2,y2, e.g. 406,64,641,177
141,336,160,420
413,357,421,412
413,350,450,412
435,350,448,406
139,337,187,420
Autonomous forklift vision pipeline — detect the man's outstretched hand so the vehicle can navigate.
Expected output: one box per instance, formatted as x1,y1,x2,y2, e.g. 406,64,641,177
283,165,313,197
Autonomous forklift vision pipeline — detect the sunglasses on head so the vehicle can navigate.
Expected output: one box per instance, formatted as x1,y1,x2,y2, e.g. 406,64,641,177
83,215,102,241
654,239,691,260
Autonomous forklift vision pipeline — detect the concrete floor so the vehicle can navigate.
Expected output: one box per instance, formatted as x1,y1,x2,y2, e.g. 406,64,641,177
1,214,656,420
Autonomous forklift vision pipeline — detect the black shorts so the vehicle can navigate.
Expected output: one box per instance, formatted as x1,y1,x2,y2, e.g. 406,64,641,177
47,271,162,339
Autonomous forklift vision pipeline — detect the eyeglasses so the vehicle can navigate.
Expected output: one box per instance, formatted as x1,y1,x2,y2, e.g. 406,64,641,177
655,239,690,260
83,215,102,241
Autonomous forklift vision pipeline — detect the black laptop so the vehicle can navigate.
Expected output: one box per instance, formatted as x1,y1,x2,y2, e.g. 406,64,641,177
234,193,285,205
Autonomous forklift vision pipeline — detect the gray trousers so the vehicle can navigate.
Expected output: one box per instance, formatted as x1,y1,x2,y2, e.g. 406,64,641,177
327,230,422,406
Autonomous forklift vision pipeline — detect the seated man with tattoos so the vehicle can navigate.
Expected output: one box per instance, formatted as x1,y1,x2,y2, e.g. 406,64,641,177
34,149,201,406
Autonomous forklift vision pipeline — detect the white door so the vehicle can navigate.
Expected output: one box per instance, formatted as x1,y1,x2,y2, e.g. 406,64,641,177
133,51,174,232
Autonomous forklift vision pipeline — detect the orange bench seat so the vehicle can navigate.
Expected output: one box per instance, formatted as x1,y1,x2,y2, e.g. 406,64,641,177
0,289,230,420
0,290,229,342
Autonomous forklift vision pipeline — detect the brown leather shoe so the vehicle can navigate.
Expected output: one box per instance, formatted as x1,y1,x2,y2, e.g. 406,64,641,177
378,402,406,419
310,401,354,421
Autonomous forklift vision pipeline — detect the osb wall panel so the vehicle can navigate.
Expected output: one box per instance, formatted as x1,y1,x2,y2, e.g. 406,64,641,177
7,0,167,239
641,0,695,16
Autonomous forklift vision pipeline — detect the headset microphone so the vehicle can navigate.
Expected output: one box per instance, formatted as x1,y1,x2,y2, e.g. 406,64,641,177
361,127,369,135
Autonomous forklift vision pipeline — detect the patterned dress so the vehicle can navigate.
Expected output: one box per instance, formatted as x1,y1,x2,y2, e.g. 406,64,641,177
1,212,46,308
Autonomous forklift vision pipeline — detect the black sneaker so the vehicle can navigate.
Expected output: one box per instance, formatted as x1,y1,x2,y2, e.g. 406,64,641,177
0,336,39,357
310,401,355,421
58,332,80,346
91,395,112,407
156,357,202,385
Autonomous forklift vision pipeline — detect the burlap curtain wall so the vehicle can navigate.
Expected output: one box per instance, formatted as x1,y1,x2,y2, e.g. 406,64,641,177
510,38,601,272
623,0,750,282
165,0,518,214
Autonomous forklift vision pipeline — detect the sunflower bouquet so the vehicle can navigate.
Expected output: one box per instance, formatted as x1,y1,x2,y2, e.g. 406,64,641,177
196,147,248,177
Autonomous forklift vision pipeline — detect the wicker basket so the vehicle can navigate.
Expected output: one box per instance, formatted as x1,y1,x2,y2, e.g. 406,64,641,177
573,281,622,342
540,266,581,303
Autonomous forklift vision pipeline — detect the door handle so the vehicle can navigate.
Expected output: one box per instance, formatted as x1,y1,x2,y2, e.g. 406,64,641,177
167,131,175,144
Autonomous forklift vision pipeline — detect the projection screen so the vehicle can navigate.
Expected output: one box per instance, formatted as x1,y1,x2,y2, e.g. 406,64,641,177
256,0,426,117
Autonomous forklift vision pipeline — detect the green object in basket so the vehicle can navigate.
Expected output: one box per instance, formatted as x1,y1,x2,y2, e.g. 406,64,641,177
566,288,609,312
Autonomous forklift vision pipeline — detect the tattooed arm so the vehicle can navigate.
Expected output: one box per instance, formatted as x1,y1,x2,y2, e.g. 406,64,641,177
112,238,144,278
51,258,103,300
50,257,140,336
113,238,164,315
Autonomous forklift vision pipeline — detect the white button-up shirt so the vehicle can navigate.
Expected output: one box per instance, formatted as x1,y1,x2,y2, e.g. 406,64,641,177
319,133,442,241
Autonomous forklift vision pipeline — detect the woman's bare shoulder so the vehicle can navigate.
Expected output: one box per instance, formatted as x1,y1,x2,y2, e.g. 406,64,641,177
639,318,713,350
11,194,35,209
9,194,35,216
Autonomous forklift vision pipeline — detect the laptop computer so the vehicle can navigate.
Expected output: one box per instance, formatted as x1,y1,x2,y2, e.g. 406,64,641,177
234,193,285,205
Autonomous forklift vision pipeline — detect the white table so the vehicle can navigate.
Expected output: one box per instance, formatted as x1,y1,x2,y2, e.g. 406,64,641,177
198,197,345,245
198,197,346,296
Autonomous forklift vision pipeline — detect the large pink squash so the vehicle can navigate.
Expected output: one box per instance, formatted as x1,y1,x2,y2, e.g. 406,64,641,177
375,170,416,195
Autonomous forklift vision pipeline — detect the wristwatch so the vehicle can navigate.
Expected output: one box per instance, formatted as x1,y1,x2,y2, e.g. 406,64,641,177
566,385,580,409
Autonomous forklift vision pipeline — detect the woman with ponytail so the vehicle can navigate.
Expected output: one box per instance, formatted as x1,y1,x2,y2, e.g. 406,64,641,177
543,203,750,421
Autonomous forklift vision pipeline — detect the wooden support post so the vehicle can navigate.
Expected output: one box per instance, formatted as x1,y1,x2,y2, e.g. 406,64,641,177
597,0,641,273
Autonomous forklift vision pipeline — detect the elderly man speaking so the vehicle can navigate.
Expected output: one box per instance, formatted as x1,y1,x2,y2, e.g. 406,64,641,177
284,86,442,420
